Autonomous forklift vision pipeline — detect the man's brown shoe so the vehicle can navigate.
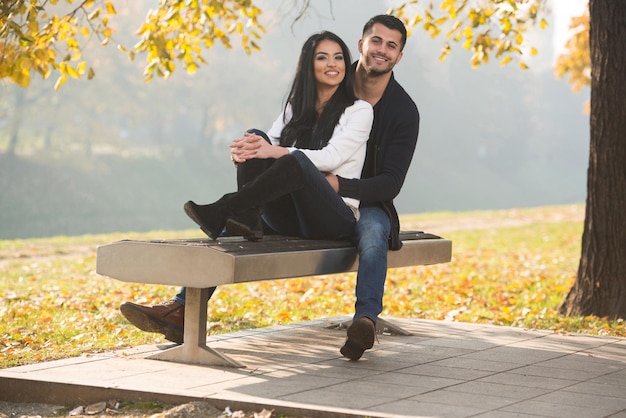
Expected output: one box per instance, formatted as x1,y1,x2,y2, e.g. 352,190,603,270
340,317,376,361
120,300,184,344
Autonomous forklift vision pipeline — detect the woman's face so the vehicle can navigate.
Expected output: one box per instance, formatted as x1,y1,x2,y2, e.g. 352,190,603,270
313,39,346,91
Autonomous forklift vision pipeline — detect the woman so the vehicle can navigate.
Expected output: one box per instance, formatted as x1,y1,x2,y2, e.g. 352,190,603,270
184,31,373,241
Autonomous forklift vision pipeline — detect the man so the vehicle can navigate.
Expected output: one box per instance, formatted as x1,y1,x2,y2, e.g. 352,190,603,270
120,14,419,361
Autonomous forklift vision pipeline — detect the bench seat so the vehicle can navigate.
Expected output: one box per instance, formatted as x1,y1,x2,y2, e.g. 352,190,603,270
96,231,452,367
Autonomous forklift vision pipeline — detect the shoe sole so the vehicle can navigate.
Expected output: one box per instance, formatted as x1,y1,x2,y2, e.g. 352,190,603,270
341,318,375,361
225,218,263,241
340,340,366,361
120,304,183,344
184,202,220,240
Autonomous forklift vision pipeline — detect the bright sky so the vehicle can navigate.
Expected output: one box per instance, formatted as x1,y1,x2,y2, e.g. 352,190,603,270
551,0,587,55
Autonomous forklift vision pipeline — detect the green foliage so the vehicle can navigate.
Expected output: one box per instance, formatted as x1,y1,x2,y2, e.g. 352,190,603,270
388,0,548,69
1,205,623,369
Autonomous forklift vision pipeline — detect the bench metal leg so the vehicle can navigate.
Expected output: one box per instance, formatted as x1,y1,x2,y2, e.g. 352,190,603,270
147,287,245,368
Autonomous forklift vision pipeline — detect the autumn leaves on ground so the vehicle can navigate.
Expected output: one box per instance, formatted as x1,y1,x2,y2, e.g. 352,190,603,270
1,204,624,369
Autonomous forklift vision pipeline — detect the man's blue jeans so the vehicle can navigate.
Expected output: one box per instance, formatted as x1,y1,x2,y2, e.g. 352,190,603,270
352,205,390,324
174,205,391,324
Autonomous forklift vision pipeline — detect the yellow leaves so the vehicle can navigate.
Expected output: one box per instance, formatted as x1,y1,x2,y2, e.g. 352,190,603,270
501,16,512,35
433,16,449,26
54,75,67,91
1,0,107,89
9,54,32,87
105,1,116,15
26,18,39,35
409,14,423,27
134,0,265,81
554,9,590,99
61,62,80,79
88,8,100,20
18,56,32,71
440,0,460,18
101,27,112,45
439,42,451,62
275,311,292,322
448,20,462,38
2,1,560,90
2,0,266,89
388,0,547,71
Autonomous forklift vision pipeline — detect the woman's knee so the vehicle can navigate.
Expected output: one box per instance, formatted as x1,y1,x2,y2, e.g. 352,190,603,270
246,128,271,144
290,150,309,165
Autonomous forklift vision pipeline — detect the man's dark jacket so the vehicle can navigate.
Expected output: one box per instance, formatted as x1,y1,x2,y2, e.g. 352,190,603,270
337,72,420,250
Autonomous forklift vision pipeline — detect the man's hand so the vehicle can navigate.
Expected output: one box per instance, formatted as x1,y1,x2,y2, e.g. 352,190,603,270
324,172,339,193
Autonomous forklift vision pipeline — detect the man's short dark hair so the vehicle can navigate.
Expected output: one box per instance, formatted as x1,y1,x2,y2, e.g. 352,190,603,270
362,14,408,51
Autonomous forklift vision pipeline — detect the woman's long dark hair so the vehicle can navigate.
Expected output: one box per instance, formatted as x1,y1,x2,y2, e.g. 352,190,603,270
279,31,356,150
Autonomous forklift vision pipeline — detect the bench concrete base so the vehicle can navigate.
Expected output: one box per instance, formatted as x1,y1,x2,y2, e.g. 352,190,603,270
96,232,452,367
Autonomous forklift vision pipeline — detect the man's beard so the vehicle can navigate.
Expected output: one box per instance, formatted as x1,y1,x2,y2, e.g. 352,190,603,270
364,54,395,76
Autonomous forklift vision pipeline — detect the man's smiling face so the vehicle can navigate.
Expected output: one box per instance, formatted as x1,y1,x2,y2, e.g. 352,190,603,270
358,23,404,76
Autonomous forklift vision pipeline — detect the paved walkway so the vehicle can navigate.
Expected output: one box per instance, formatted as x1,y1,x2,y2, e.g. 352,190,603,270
1,316,625,417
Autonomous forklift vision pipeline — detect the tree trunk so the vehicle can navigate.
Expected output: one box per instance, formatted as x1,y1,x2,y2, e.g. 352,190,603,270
560,0,626,319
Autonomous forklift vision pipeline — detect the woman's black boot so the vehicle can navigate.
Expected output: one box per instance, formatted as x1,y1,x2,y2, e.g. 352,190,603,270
225,208,264,241
183,193,235,240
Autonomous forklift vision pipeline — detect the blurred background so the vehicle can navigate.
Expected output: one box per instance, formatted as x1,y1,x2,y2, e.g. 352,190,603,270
0,0,589,239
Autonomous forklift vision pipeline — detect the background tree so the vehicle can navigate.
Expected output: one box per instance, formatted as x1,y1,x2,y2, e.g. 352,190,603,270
343,0,625,319
558,0,626,319
389,2,625,318
1,0,622,319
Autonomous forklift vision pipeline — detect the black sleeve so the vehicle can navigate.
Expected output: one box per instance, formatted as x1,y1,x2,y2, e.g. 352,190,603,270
338,95,419,203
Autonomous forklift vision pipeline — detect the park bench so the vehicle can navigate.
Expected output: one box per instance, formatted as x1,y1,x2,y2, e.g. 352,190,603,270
96,231,452,368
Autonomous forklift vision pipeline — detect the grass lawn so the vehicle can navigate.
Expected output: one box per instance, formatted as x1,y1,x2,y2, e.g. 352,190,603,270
1,204,623,369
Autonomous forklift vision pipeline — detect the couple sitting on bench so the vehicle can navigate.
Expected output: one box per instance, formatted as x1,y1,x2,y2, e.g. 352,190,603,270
121,15,420,362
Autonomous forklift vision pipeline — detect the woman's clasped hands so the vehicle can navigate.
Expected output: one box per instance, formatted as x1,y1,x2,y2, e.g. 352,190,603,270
230,131,286,164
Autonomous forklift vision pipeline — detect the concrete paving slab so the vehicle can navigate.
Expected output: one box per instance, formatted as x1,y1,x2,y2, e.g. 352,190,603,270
0,316,625,418
411,390,518,410
369,398,485,418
